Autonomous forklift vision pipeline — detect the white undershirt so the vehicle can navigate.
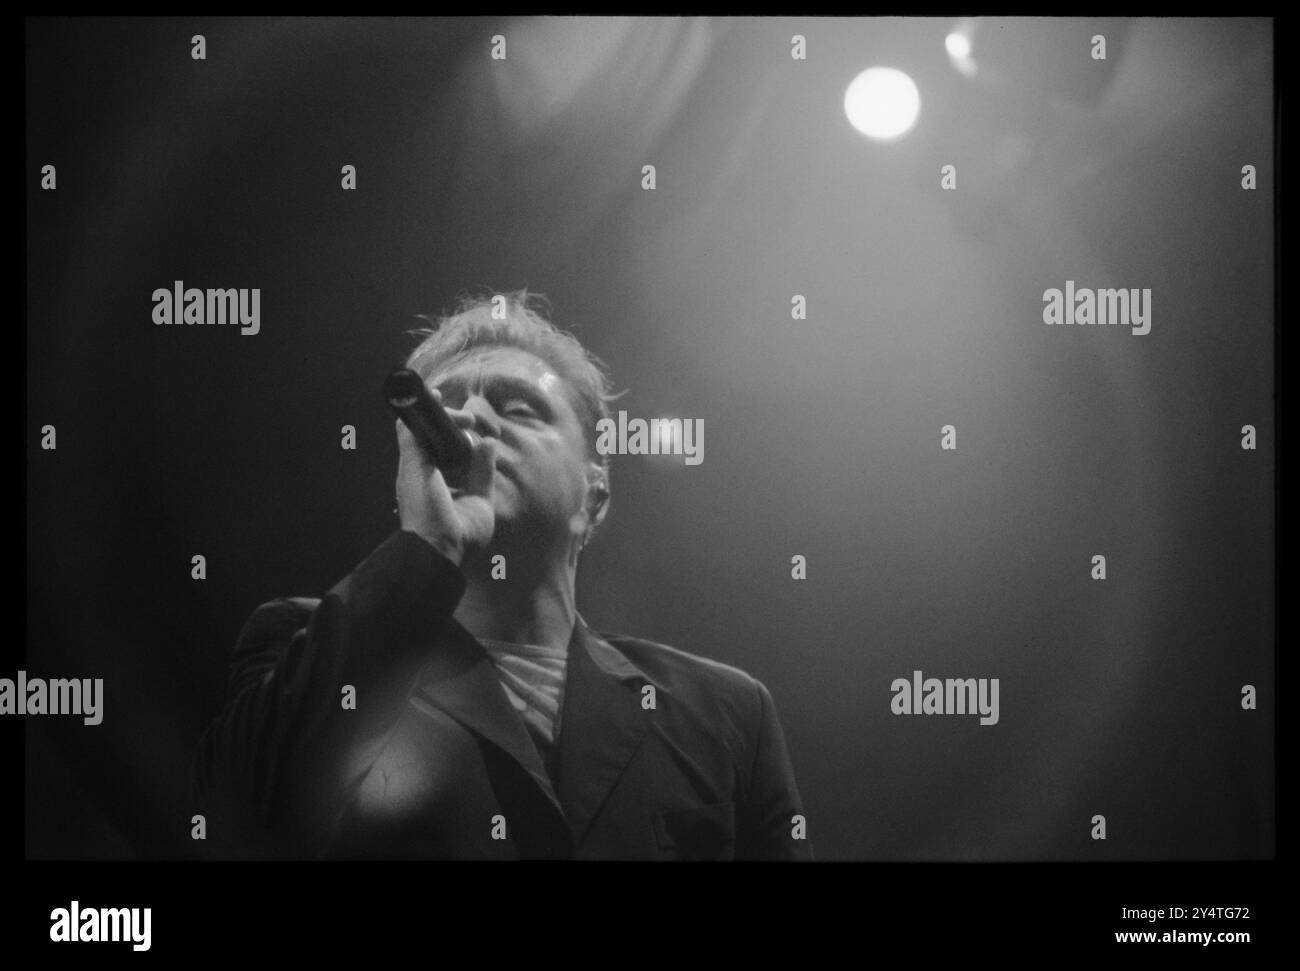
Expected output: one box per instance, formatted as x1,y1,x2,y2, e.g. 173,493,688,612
477,638,568,760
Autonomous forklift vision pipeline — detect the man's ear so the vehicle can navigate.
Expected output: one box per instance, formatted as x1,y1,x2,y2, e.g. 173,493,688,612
587,465,610,527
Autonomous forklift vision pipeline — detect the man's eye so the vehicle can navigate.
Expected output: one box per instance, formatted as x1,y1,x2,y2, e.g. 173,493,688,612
503,402,535,417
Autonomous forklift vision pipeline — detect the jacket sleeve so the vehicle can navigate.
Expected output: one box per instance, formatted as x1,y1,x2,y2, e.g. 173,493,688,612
190,530,467,857
735,678,814,861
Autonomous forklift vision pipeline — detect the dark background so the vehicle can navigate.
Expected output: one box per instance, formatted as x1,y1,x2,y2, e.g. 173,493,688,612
25,16,1274,860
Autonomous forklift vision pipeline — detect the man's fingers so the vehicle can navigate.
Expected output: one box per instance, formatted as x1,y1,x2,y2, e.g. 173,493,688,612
396,418,450,507
462,433,497,496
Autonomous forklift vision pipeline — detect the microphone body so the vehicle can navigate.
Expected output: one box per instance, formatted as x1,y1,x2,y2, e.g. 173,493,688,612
384,369,474,482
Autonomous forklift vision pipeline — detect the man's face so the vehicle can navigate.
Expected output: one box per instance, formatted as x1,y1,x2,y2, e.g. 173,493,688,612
428,346,596,543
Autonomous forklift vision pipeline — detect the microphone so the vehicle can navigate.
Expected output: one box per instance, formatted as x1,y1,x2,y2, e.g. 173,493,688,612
384,368,474,482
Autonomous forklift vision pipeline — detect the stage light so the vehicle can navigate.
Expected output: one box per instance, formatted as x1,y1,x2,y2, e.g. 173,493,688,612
944,33,971,60
945,19,979,78
844,67,920,142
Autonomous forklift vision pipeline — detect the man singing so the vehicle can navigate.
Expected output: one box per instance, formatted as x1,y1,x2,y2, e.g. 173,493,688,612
192,290,811,860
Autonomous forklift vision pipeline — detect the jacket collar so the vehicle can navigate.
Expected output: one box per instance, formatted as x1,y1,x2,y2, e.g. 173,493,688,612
411,612,660,844
409,617,561,817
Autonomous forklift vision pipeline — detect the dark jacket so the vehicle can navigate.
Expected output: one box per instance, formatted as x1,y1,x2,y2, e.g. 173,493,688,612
192,530,811,860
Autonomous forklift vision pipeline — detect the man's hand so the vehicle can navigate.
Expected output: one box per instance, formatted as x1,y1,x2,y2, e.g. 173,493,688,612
395,387,497,566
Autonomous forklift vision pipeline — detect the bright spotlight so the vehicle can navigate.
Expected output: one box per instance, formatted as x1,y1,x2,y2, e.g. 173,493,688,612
844,67,920,142
945,21,978,78
944,33,971,60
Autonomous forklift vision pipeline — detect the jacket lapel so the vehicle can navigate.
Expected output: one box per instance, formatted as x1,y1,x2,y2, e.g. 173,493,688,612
410,619,563,817
409,614,660,847
555,616,659,845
